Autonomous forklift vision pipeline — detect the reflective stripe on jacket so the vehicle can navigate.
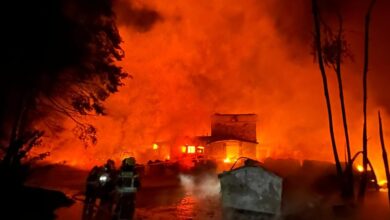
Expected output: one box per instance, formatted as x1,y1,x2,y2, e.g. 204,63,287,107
117,171,138,193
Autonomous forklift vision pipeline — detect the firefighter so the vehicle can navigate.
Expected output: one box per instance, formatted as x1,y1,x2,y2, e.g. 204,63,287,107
114,157,140,220
83,165,102,220
96,159,117,218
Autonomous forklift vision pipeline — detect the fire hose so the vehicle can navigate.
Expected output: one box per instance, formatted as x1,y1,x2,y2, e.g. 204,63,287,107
71,191,136,219
229,156,253,170
70,191,114,216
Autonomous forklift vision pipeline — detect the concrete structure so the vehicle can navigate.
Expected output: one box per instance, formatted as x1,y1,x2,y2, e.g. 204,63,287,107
206,114,258,162
147,113,259,164
211,113,257,142
218,163,282,218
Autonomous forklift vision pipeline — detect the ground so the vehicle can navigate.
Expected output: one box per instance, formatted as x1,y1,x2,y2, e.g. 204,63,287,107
26,163,390,220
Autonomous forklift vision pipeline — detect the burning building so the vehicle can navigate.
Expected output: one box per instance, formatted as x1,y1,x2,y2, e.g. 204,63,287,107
150,113,259,165
205,113,258,163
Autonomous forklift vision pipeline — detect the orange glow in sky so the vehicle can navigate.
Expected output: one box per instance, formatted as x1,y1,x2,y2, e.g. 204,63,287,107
32,0,390,182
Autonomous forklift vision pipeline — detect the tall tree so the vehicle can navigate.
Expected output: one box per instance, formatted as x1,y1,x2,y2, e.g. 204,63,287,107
334,16,352,171
319,12,355,197
311,0,343,178
0,0,127,179
333,15,354,198
359,0,376,198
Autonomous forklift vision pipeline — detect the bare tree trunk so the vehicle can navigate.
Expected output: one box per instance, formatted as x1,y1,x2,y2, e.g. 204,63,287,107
359,0,376,198
312,0,343,177
335,14,352,166
378,111,390,203
334,14,354,197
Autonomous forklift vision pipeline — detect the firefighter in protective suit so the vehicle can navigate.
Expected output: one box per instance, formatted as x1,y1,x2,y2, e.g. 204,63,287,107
83,165,102,220
83,160,117,220
96,159,117,218
114,157,140,220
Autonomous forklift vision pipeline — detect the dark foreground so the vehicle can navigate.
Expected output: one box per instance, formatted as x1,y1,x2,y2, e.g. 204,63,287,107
0,185,73,220
25,163,390,220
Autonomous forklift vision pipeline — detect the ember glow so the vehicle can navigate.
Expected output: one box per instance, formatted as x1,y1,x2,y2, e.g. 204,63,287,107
33,0,390,181
378,180,388,192
187,146,196,154
357,165,364,173
223,158,232,164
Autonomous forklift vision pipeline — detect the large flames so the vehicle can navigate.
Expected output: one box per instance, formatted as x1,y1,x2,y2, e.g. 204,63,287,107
32,0,390,182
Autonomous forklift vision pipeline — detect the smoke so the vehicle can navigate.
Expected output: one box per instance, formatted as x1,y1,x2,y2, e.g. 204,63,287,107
179,174,220,199
114,0,162,32
178,173,222,219
36,0,390,181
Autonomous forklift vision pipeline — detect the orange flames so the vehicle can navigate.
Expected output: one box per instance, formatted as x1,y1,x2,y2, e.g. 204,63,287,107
356,165,364,173
223,158,231,164
32,0,390,182
187,146,196,154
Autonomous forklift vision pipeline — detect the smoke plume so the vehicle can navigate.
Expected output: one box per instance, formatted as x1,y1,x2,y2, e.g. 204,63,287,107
37,0,390,181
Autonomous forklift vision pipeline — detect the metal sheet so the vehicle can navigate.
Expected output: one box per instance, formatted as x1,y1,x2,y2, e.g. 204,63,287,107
219,166,282,214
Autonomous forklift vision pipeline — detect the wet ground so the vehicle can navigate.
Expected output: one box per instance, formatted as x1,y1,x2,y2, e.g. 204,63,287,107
54,186,221,220
27,165,222,220
26,164,390,220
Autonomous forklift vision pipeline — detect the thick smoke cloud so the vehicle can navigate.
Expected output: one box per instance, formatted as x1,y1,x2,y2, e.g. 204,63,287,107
39,0,390,180
114,0,162,32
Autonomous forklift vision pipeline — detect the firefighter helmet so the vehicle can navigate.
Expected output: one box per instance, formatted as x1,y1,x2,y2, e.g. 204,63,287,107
105,159,115,170
123,157,136,166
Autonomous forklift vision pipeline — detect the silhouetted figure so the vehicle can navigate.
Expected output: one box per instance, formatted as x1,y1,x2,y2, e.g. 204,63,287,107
114,157,140,220
96,160,117,220
83,160,117,220
83,166,101,220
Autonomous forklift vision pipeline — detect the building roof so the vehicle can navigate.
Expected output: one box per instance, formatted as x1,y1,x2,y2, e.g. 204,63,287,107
213,113,257,116
195,136,258,144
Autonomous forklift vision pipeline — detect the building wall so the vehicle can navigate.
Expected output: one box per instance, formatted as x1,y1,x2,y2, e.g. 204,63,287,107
205,141,225,160
206,140,257,161
211,114,257,143
240,141,257,159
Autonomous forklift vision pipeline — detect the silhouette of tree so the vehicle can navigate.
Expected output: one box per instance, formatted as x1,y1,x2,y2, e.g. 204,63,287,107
359,0,376,199
318,12,355,198
0,0,127,175
311,0,343,178
378,111,390,203
312,0,377,199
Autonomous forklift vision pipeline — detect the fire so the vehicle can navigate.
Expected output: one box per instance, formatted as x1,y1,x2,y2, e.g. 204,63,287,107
378,179,388,187
223,158,231,163
153,143,159,150
379,180,389,192
187,146,196,154
197,146,204,154
32,1,390,184
356,165,364,172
